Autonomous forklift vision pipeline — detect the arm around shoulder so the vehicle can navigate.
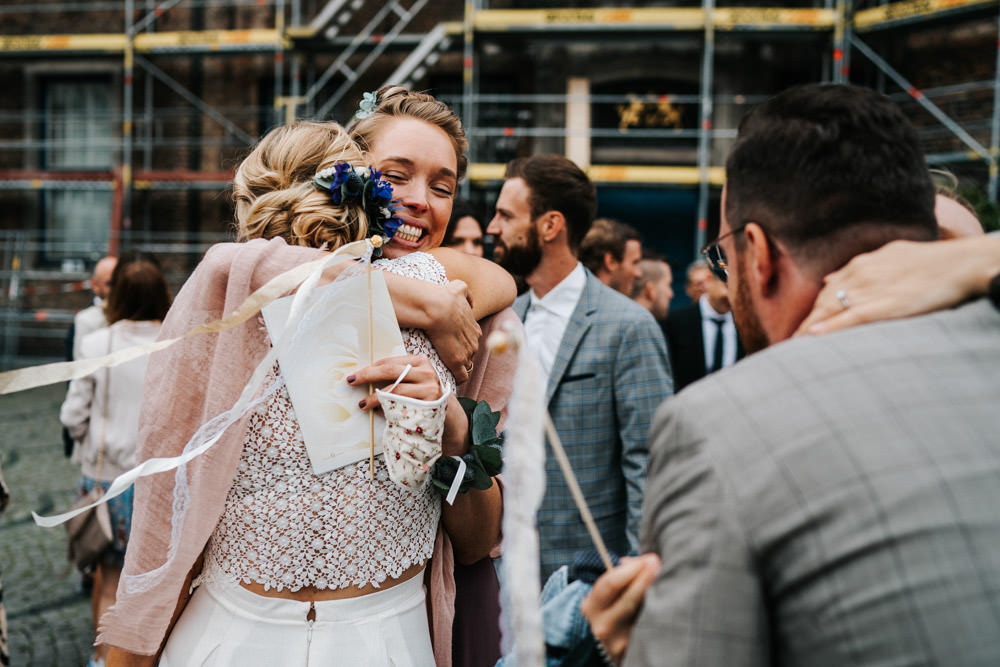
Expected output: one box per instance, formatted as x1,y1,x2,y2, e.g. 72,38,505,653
429,246,517,319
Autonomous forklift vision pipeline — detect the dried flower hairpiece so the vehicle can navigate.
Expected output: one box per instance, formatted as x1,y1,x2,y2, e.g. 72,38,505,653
314,163,401,256
355,91,378,120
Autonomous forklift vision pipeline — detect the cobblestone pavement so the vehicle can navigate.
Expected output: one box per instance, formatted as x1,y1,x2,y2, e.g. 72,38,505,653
1,383,94,666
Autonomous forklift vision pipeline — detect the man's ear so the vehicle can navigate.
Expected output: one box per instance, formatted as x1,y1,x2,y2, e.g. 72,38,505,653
643,281,656,303
602,251,619,273
538,211,565,243
743,222,777,296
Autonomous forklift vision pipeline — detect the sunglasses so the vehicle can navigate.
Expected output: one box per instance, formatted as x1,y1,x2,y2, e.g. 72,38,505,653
699,222,749,283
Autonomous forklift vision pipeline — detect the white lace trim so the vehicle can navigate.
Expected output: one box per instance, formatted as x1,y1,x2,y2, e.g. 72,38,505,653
202,372,441,591
202,251,455,592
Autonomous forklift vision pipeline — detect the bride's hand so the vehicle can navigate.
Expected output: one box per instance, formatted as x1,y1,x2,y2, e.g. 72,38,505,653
796,237,1000,336
348,354,444,409
425,280,480,383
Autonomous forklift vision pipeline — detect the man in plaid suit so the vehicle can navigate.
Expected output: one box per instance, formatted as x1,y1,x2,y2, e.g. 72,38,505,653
583,83,1000,665
487,155,672,579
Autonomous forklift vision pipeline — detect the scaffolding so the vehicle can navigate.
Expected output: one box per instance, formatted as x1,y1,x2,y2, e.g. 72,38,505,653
0,0,997,365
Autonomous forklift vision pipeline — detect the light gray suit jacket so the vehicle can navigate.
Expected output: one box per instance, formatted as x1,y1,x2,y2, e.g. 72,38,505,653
514,269,673,579
628,298,1000,667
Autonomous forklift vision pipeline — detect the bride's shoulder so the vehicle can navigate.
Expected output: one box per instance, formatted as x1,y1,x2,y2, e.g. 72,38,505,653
375,252,448,284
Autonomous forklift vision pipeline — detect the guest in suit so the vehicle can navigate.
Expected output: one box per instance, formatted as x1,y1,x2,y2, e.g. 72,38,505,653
582,83,1000,666
579,218,644,297
662,268,743,392
630,256,673,323
683,259,712,303
486,155,672,579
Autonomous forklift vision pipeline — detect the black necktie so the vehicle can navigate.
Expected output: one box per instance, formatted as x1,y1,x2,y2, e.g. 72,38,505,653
710,317,725,373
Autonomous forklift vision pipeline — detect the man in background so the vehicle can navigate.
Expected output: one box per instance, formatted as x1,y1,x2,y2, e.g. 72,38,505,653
584,83,1000,667
631,256,673,323
662,266,743,392
63,255,117,459
487,155,671,578
579,218,644,297
70,255,117,361
683,259,713,302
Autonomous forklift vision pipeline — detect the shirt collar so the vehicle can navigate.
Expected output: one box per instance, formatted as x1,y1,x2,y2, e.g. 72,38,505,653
698,294,729,320
528,262,586,319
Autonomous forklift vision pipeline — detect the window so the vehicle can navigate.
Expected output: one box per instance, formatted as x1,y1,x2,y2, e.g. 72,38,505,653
43,80,113,261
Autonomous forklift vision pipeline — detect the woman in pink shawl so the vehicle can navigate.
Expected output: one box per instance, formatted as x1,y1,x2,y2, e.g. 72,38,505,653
103,120,514,666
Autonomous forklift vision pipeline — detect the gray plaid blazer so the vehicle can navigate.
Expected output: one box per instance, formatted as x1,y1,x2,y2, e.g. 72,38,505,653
627,298,1000,667
514,269,673,579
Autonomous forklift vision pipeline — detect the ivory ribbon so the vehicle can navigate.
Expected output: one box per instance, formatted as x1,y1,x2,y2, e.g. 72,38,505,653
31,240,370,528
444,456,468,507
0,243,367,397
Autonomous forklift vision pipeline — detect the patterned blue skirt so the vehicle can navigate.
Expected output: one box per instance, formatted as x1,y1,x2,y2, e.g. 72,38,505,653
80,477,134,567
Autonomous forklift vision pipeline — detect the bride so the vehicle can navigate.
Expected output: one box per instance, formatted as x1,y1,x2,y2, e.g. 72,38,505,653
102,120,514,666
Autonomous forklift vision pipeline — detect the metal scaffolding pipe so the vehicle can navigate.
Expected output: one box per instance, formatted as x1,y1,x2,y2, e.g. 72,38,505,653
989,6,999,202
694,0,716,258
133,54,255,144
851,34,990,160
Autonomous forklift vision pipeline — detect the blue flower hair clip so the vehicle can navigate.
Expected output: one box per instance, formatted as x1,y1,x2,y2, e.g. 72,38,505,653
314,163,401,256
355,91,378,121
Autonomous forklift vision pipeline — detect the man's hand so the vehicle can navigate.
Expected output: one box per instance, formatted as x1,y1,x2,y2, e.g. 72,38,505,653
581,554,661,666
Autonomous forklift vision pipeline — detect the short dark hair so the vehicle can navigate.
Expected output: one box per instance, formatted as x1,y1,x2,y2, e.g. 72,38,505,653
104,251,171,325
578,218,642,274
443,197,483,246
504,155,597,252
725,83,937,278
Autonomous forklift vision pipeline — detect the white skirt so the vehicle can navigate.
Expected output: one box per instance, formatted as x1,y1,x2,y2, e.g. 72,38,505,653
160,573,435,667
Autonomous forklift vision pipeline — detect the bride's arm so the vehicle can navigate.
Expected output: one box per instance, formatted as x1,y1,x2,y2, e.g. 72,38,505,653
382,275,479,383
429,246,517,319
351,356,503,564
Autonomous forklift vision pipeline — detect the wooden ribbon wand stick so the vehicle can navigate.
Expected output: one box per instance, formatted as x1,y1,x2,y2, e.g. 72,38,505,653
542,416,614,571
366,237,382,480
488,330,614,572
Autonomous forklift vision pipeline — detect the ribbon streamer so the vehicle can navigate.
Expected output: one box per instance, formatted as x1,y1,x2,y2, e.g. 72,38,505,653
0,244,368,397
32,240,372,530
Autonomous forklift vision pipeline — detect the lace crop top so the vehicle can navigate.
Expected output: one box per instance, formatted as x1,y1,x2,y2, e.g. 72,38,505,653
202,252,456,592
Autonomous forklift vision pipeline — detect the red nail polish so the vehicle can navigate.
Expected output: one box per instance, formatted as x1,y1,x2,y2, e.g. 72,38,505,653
346,375,356,384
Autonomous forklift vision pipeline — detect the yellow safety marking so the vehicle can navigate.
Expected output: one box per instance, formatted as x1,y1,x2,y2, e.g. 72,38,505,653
134,29,280,51
589,165,726,185
30,179,43,189
476,8,704,30
0,33,125,52
713,7,835,29
469,163,725,185
854,0,995,30
0,29,279,54
475,7,836,31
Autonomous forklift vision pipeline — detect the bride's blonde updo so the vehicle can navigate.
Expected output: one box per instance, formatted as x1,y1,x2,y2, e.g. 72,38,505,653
349,86,468,180
234,120,370,249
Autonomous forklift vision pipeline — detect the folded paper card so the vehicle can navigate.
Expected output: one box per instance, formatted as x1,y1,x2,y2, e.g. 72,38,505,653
262,266,405,475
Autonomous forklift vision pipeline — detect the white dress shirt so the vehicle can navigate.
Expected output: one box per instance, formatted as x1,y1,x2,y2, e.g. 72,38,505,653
523,262,587,380
699,295,738,372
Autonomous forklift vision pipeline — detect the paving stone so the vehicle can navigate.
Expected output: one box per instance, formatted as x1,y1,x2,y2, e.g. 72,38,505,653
1,383,93,666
